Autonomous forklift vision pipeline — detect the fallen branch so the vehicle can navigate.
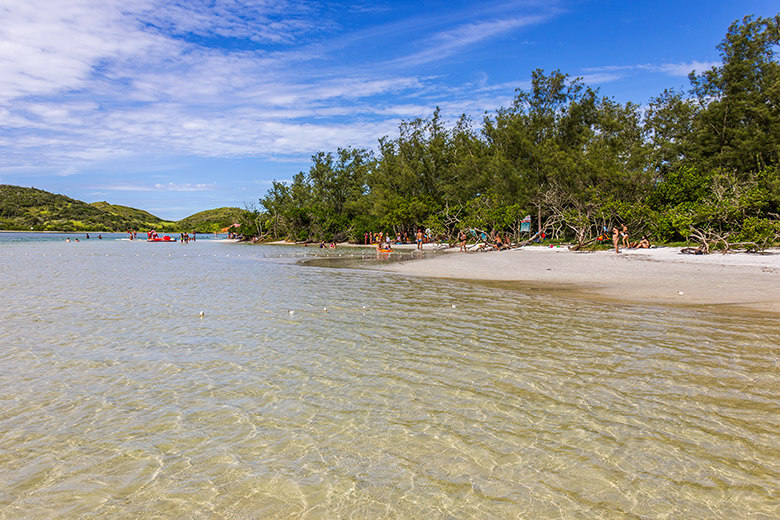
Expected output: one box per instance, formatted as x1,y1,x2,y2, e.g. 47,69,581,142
510,231,542,250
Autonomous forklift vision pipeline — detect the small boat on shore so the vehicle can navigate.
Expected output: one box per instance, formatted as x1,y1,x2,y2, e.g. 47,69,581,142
147,236,177,242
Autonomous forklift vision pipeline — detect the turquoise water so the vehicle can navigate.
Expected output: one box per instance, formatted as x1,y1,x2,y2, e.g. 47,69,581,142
0,239,778,518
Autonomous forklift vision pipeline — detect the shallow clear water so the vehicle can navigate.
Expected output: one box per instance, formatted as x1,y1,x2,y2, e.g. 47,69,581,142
0,239,778,518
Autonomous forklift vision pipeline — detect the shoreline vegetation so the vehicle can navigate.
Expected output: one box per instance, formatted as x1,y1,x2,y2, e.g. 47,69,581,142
234,16,779,256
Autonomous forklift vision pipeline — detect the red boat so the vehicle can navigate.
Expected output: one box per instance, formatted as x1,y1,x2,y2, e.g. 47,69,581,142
147,236,177,242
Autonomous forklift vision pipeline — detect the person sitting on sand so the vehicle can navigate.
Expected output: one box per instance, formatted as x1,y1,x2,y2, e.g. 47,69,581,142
631,236,650,249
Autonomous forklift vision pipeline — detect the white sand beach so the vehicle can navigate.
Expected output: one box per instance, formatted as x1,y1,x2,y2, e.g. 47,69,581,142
378,245,780,315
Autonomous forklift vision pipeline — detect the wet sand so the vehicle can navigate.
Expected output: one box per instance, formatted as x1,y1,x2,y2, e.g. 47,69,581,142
376,245,780,315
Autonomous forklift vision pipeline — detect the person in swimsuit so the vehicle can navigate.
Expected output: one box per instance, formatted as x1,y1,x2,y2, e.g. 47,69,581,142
416,229,423,251
621,224,629,248
612,226,620,253
632,235,650,248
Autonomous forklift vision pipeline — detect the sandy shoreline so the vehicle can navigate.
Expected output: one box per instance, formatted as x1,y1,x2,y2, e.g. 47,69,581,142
372,245,780,315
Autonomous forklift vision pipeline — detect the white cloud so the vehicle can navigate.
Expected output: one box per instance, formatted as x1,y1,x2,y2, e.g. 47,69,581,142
580,61,720,78
97,184,156,192
577,73,623,85
658,61,719,76
0,0,166,102
153,182,215,191
0,0,558,179
390,15,548,68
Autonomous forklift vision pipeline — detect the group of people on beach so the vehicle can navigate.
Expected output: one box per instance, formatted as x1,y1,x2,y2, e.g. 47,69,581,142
457,229,512,252
609,225,651,253
363,229,433,252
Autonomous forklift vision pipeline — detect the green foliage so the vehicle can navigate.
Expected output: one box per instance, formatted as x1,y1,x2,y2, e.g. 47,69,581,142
244,16,778,248
648,167,713,208
733,217,780,248
689,15,780,174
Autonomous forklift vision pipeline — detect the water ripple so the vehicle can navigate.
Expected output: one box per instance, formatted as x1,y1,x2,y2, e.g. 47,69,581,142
0,242,778,518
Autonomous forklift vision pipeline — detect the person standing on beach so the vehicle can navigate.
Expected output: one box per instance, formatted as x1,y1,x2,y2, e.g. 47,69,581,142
416,229,423,251
459,230,467,252
612,226,620,253
621,224,629,248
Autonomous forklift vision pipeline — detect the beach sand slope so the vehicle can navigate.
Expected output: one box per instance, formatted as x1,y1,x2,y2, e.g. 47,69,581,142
378,246,780,315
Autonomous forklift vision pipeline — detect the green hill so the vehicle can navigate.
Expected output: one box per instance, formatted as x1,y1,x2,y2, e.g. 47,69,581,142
0,185,147,231
89,201,167,224
176,207,246,233
0,185,247,232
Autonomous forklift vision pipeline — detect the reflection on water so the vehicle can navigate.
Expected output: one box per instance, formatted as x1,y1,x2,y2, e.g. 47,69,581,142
0,240,778,518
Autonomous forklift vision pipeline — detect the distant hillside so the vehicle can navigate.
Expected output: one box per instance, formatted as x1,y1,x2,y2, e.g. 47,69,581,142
176,207,246,233
0,185,149,231
90,201,167,224
0,185,247,232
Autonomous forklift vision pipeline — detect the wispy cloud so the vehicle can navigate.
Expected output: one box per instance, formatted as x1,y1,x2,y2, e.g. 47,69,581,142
657,61,719,76
93,182,214,192
0,0,167,102
581,61,720,78
577,73,624,85
96,184,157,192
389,15,549,68
154,182,215,191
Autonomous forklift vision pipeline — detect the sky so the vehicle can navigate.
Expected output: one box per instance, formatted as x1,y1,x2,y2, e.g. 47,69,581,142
1,0,777,220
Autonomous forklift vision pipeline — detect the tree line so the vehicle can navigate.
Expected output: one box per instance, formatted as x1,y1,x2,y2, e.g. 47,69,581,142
240,15,780,251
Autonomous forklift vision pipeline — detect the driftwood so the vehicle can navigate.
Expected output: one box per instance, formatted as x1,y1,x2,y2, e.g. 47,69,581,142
510,231,543,250
245,231,270,243
568,235,601,251
686,226,778,254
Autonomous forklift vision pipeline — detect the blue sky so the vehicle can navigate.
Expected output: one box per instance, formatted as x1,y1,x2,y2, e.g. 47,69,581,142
1,0,777,220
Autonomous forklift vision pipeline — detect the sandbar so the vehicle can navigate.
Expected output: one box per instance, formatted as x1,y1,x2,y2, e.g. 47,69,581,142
375,245,780,315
